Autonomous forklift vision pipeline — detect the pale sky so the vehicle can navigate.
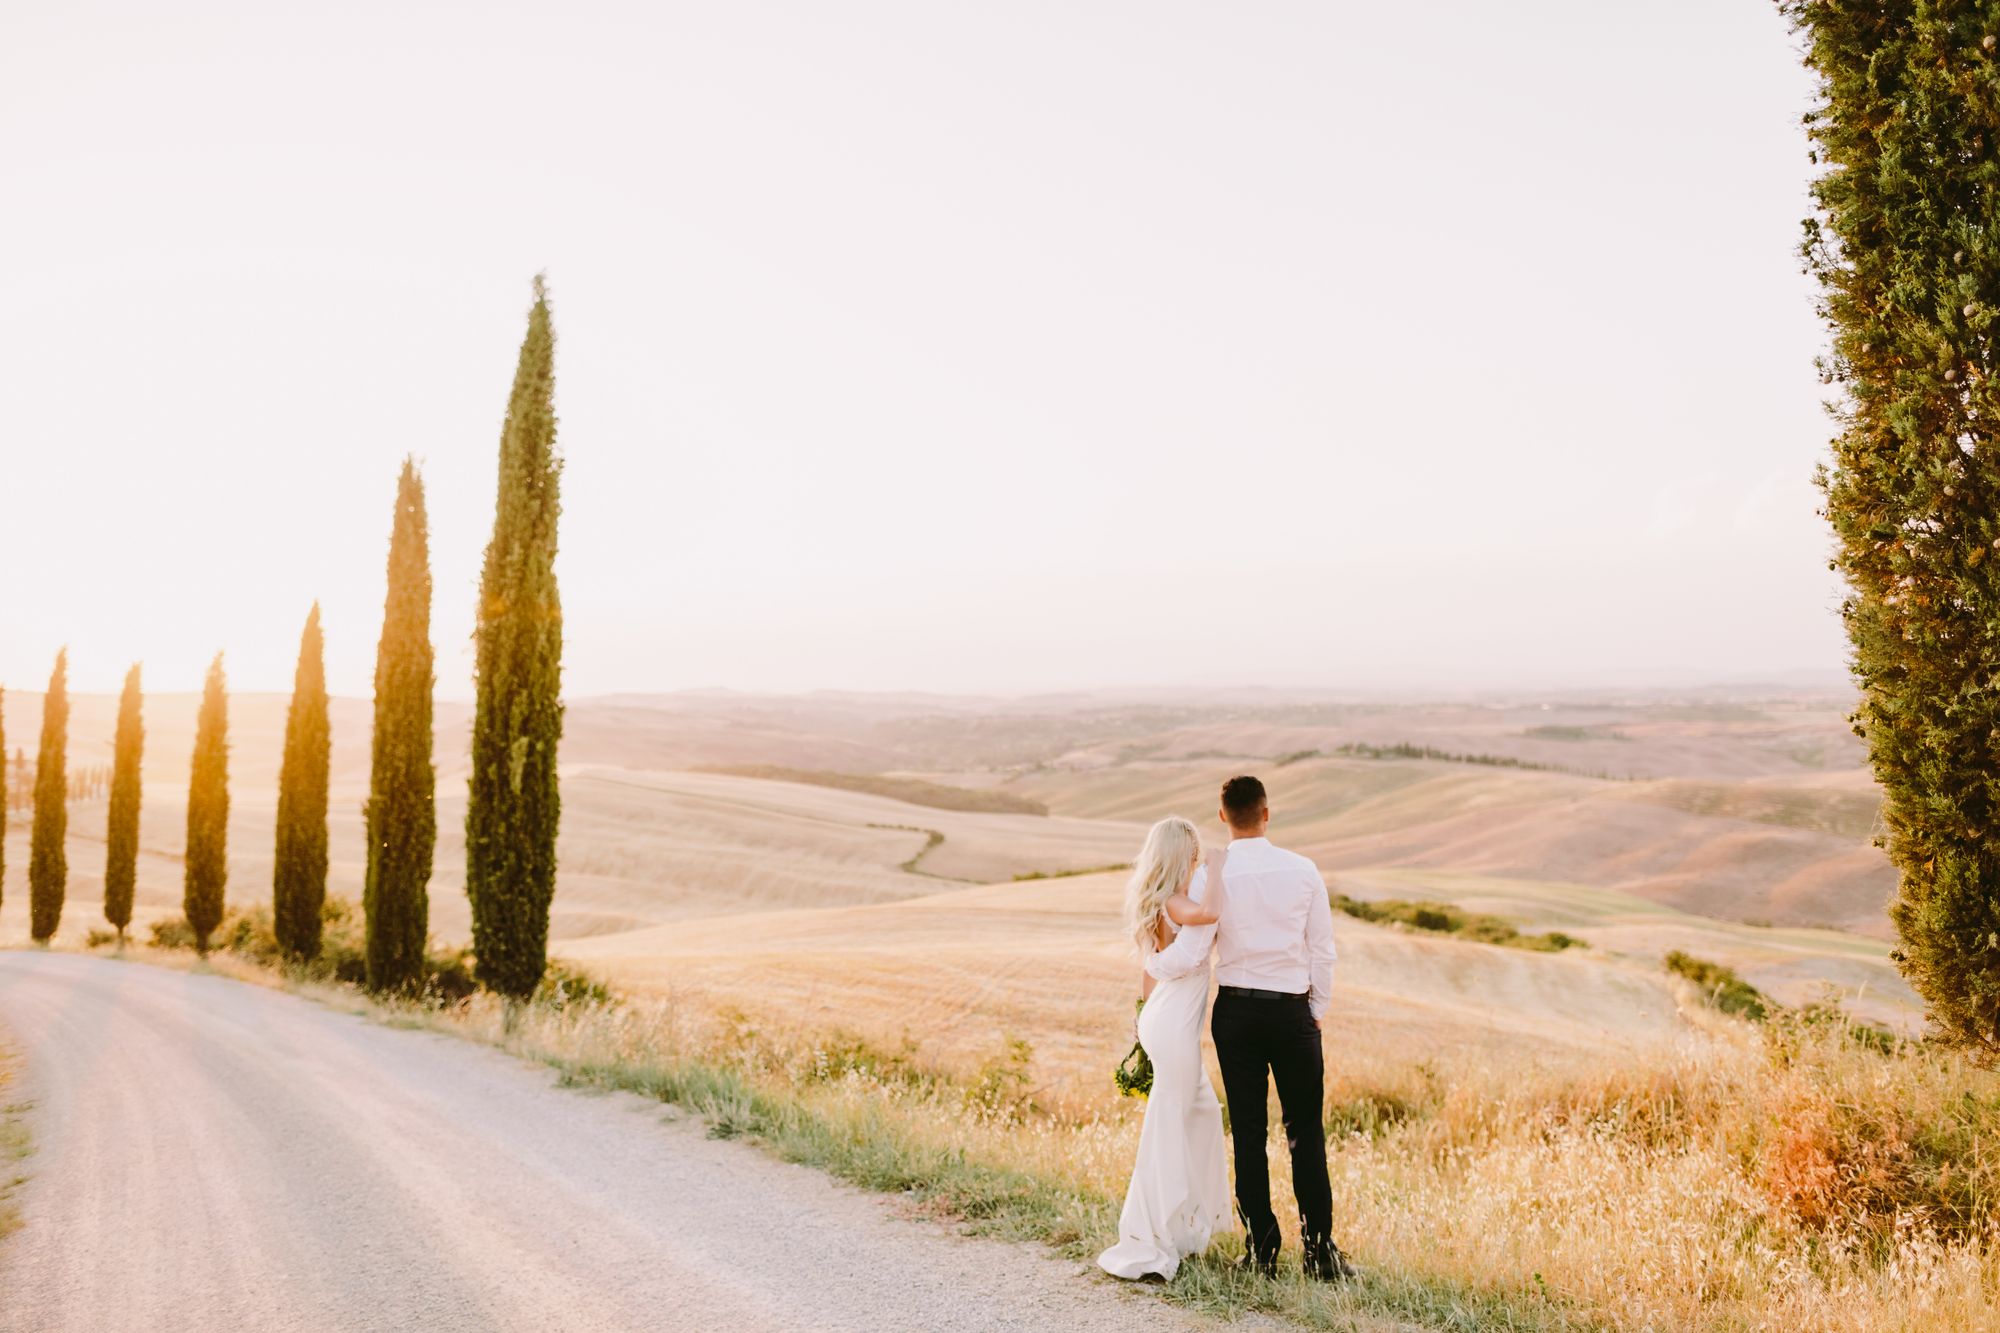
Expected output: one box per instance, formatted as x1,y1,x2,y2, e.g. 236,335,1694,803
2,0,1843,699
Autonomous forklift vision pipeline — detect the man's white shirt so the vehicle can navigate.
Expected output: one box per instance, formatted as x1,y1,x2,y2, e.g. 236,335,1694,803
1144,836,1336,1021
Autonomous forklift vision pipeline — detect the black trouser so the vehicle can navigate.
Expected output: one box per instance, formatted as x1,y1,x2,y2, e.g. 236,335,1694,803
1211,989,1332,1264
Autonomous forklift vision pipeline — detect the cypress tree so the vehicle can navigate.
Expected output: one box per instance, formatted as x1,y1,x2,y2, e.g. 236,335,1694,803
1784,2,2000,1048
184,653,229,953
28,650,69,942
273,605,330,961
466,276,565,999
103,664,144,943
364,460,436,992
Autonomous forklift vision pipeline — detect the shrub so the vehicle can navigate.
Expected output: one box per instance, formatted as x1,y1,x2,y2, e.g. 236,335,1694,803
968,1036,1036,1116
533,959,611,1011
1333,894,1582,952
148,917,197,951
1664,950,1770,1022
143,895,509,1007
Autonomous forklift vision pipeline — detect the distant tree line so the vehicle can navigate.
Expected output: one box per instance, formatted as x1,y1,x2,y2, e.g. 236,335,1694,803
0,278,565,999
1306,742,1627,782
2,756,113,813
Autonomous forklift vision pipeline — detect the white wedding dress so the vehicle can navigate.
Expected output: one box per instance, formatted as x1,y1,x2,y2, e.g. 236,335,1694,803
1097,920,1232,1281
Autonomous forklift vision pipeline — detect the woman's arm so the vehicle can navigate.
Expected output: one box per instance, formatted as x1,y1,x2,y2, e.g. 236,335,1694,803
1164,845,1228,926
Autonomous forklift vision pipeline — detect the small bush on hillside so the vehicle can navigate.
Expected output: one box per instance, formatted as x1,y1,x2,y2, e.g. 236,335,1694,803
1011,863,1130,882
803,1032,939,1093
1664,950,1769,1022
148,917,198,950
1334,894,1581,952
533,958,611,1011
84,928,118,949
968,1037,1036,1117
1781,1000,1903,1058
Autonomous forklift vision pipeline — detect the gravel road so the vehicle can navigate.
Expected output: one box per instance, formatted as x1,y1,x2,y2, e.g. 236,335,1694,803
0,951,1229,1333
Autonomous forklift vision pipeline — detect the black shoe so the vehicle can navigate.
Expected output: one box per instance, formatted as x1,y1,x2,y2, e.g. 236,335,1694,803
1304,1242,1356,1282
1235,1250,1278,1280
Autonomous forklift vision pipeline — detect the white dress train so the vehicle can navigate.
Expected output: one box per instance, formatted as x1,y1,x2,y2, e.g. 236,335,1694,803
1096,926,1232,1281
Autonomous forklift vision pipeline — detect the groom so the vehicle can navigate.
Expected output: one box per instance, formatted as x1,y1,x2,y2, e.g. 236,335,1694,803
1144,775,1348,1279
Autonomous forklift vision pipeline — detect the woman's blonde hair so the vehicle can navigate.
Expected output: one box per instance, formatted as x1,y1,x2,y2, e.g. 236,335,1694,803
1124,816,1201,957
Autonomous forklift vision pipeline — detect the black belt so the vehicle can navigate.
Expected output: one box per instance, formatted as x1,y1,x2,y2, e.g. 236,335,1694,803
1216,985,1309,1002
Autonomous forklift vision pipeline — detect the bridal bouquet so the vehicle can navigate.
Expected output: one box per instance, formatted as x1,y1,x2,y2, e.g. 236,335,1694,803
1114,999,1152,1098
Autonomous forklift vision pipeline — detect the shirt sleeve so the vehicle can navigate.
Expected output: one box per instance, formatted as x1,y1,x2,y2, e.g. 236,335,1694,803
1306,865,1336,1021
1144,865,1215,982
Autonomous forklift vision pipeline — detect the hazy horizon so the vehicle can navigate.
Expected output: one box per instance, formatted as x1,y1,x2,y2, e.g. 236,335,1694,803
4,1,1843,698
0,670,1856,711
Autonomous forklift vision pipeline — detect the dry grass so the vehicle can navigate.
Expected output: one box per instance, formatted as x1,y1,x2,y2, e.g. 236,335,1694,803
165,936,1999,1333
495,998,2000,1331
560,872,1696,1093
5,690,1970,1327
0,1038,29,1240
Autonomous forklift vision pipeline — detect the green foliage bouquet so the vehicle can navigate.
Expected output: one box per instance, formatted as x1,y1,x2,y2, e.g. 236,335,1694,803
1114,999,1152,1098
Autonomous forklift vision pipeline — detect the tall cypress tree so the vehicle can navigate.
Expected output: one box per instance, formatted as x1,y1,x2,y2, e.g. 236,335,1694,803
273,605,330,961
1784,2,2000,1049
184,653,229,953
466,276,565,999
364,460,436,992
103,664,144,943
29,650,69,942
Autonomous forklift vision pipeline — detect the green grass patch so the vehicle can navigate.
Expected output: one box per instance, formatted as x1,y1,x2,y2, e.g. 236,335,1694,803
1663,951,1769,1021
1012,863,1131,882
0,1052,30,1240
1335,895,1584,952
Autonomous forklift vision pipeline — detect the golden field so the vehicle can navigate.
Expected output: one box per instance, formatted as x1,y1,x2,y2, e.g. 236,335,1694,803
17,686,1997,1330
0,686,1913,1070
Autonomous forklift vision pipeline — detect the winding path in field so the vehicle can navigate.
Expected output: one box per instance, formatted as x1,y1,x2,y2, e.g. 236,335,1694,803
0,951,1235,1333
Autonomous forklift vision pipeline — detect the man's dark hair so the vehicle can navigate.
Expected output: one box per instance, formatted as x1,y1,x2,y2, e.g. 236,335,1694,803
1221,774,1267,828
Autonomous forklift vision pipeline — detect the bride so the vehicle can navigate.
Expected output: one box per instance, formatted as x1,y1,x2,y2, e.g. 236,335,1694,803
1097,817,1233,1281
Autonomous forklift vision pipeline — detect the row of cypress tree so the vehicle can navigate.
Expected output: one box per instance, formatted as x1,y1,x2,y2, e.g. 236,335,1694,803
1,278,564,1000
0,651,183,947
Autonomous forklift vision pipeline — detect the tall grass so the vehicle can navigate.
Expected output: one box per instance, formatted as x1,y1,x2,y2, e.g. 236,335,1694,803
108,928,2000,1333
0,1042,29,1240
284,970,2000,1333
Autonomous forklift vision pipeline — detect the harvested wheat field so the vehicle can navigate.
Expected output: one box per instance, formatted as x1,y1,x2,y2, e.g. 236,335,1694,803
562,869,1693,1100
10,686,1996,1332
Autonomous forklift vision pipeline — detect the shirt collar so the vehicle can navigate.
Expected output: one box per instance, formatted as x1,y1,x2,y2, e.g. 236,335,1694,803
1229,836,1270,848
